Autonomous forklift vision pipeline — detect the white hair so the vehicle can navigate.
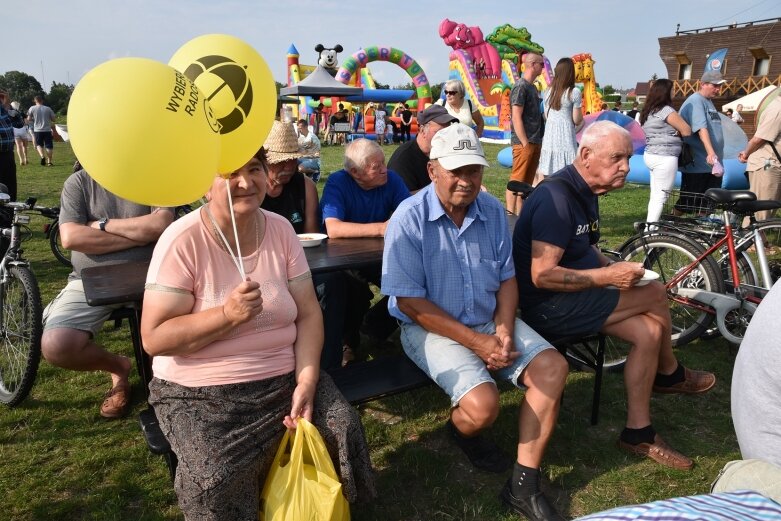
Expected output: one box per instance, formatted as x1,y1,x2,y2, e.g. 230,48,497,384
344,138,382,172
578,121,631,153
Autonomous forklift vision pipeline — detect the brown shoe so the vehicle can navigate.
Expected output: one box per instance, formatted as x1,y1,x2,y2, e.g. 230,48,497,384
100,382,131,419
617,434,694,470
653,367,716,395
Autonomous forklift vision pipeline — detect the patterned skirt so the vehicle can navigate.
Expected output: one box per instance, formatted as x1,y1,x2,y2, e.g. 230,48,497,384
149,371,376,521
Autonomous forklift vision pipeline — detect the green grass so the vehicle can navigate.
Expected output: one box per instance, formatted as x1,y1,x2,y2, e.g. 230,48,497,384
0,140,741,520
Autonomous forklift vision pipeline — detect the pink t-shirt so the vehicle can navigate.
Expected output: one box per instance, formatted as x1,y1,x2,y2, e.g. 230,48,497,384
145,208,310,387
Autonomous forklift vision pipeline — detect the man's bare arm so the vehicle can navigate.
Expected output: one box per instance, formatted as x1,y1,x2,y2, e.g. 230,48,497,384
530,240,642,291
88,209,174,243
324,217,386,238
61,210,173,255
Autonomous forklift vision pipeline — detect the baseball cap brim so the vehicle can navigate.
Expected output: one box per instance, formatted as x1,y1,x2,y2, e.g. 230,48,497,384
436,154,489,171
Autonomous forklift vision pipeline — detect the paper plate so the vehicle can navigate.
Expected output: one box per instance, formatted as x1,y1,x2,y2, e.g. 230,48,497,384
297,233,327,248
635,269,660,286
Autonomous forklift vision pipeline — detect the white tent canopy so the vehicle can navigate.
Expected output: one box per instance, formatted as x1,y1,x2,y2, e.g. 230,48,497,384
722,85,777,112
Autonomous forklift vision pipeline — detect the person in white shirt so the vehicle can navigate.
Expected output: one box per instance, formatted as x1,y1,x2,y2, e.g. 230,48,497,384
296,119,321,181
731,104,745,124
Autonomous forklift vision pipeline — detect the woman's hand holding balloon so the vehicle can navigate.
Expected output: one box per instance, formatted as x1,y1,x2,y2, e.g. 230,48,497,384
222,279,263,326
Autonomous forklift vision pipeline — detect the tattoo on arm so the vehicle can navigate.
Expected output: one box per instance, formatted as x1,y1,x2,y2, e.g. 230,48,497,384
563,271,593,287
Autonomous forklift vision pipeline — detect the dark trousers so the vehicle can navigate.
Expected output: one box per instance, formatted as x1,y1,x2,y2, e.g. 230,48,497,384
401,124,412,142
0,150,16,256
0,149,17,201
314,271,372,370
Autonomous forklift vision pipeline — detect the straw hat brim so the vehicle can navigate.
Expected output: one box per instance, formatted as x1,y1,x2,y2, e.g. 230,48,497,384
265,149,304,164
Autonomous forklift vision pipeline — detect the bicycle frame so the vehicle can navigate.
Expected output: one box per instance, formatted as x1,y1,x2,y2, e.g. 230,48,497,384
647,208,762,344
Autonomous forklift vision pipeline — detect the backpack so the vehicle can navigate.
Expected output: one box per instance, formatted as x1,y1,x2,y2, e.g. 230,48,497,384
7,109,24,129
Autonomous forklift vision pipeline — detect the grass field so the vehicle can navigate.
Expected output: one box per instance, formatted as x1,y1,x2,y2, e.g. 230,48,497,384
0,140,741,520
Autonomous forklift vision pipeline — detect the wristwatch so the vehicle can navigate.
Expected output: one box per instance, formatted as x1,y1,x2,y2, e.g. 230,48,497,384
98,218,109,231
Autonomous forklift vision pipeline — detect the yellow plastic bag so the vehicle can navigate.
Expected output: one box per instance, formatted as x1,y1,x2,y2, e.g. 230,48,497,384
260,418,349,521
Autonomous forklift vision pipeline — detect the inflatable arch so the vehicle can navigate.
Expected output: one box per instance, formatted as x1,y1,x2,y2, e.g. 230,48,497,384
335,46,433,108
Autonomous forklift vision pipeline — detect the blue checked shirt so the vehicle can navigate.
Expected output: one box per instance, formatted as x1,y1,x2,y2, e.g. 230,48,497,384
0,105,15,153
575,491,781,520
381,185,514,326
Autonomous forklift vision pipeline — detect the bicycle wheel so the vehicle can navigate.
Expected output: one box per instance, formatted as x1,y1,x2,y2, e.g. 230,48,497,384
620,234,724,346
0,266,43,406
561,335,631,374
49,221,72,267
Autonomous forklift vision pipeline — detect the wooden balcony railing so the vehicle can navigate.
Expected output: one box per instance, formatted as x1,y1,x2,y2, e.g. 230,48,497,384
672,75,781,98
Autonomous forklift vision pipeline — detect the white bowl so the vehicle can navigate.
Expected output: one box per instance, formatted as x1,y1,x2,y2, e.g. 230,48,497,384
635,269,660,286
297,233,328,248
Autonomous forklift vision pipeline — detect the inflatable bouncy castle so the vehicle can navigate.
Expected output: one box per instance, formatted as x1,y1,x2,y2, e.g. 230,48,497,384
438,19,607,142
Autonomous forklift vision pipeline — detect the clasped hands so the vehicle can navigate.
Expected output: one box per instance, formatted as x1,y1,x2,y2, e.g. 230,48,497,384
472,332,519,371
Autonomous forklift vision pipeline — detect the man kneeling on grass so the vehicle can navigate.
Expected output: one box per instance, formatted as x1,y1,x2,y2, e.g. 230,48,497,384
382,123,567,521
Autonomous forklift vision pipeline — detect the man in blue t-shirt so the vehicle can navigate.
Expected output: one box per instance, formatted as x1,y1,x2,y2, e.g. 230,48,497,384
513,121,716,472
320,138,411,347
676,70,725,212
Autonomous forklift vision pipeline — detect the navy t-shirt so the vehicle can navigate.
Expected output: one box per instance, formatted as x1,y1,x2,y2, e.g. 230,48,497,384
513,165,602,308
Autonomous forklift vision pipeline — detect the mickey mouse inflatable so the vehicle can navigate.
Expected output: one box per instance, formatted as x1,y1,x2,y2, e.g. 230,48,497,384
315,43,343,77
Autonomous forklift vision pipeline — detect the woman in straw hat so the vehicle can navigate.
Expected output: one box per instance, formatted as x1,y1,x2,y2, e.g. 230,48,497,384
141,145,376,518
261,120,359,370
261,120,319,235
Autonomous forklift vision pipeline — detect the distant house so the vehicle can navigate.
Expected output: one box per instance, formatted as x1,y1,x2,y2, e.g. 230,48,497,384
632,82,650,104
658,17,781,114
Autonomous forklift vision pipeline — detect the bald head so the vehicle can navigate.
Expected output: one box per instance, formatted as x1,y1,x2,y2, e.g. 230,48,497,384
522,53,544,81
575,121,633,194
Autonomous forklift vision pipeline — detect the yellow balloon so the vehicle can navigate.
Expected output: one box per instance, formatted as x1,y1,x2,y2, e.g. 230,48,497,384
169,34,276,174
68,57,220,206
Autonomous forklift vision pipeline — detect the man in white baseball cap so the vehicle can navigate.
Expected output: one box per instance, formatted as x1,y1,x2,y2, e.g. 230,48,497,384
382,123,567,521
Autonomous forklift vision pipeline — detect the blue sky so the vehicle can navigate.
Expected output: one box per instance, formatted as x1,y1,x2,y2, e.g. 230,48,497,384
5,0,779,92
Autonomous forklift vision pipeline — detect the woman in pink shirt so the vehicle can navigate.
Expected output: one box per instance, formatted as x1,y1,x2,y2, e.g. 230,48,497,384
141,148,375,519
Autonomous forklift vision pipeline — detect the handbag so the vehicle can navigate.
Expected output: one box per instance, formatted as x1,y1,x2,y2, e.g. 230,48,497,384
679,142,695,168
260,418,349,521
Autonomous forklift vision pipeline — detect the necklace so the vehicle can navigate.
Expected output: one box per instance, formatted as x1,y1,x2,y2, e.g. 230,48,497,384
203,204,261,275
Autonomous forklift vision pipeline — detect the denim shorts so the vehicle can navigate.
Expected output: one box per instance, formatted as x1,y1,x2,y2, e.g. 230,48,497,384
400,319,553,407
43,279,128,336
521,287,620,340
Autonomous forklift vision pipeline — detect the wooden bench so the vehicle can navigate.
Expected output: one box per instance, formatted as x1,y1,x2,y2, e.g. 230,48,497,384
139,334,608,479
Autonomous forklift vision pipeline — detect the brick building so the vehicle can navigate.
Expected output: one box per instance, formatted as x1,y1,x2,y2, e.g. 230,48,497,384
657,17,781,129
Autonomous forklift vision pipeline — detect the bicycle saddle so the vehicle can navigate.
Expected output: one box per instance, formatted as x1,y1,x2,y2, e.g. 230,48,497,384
704,188,756,204
506,181,534,198
735,199,781,213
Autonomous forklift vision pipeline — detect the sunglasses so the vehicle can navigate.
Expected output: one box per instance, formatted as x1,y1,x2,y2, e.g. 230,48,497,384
444,90,458,95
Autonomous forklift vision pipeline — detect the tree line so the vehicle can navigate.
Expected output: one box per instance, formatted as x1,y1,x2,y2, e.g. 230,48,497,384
0,71,74,115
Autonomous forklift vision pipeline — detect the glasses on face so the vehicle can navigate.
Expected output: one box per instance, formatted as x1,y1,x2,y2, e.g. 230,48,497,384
533,61,544,67
444,90,458,96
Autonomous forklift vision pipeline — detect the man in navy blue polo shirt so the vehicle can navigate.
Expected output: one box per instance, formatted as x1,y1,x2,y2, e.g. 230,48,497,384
513,121,716,472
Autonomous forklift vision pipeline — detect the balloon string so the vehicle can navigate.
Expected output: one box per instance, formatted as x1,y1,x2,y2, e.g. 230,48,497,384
203,202,243,277
225,178,246,280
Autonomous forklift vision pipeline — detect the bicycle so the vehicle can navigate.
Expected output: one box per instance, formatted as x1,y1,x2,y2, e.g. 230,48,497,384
618,188,781,346
0,194,45,406
640,189,781,291
35,206,72,267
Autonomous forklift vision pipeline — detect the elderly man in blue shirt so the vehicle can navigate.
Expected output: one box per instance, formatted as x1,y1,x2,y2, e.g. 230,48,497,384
382,123,567,521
